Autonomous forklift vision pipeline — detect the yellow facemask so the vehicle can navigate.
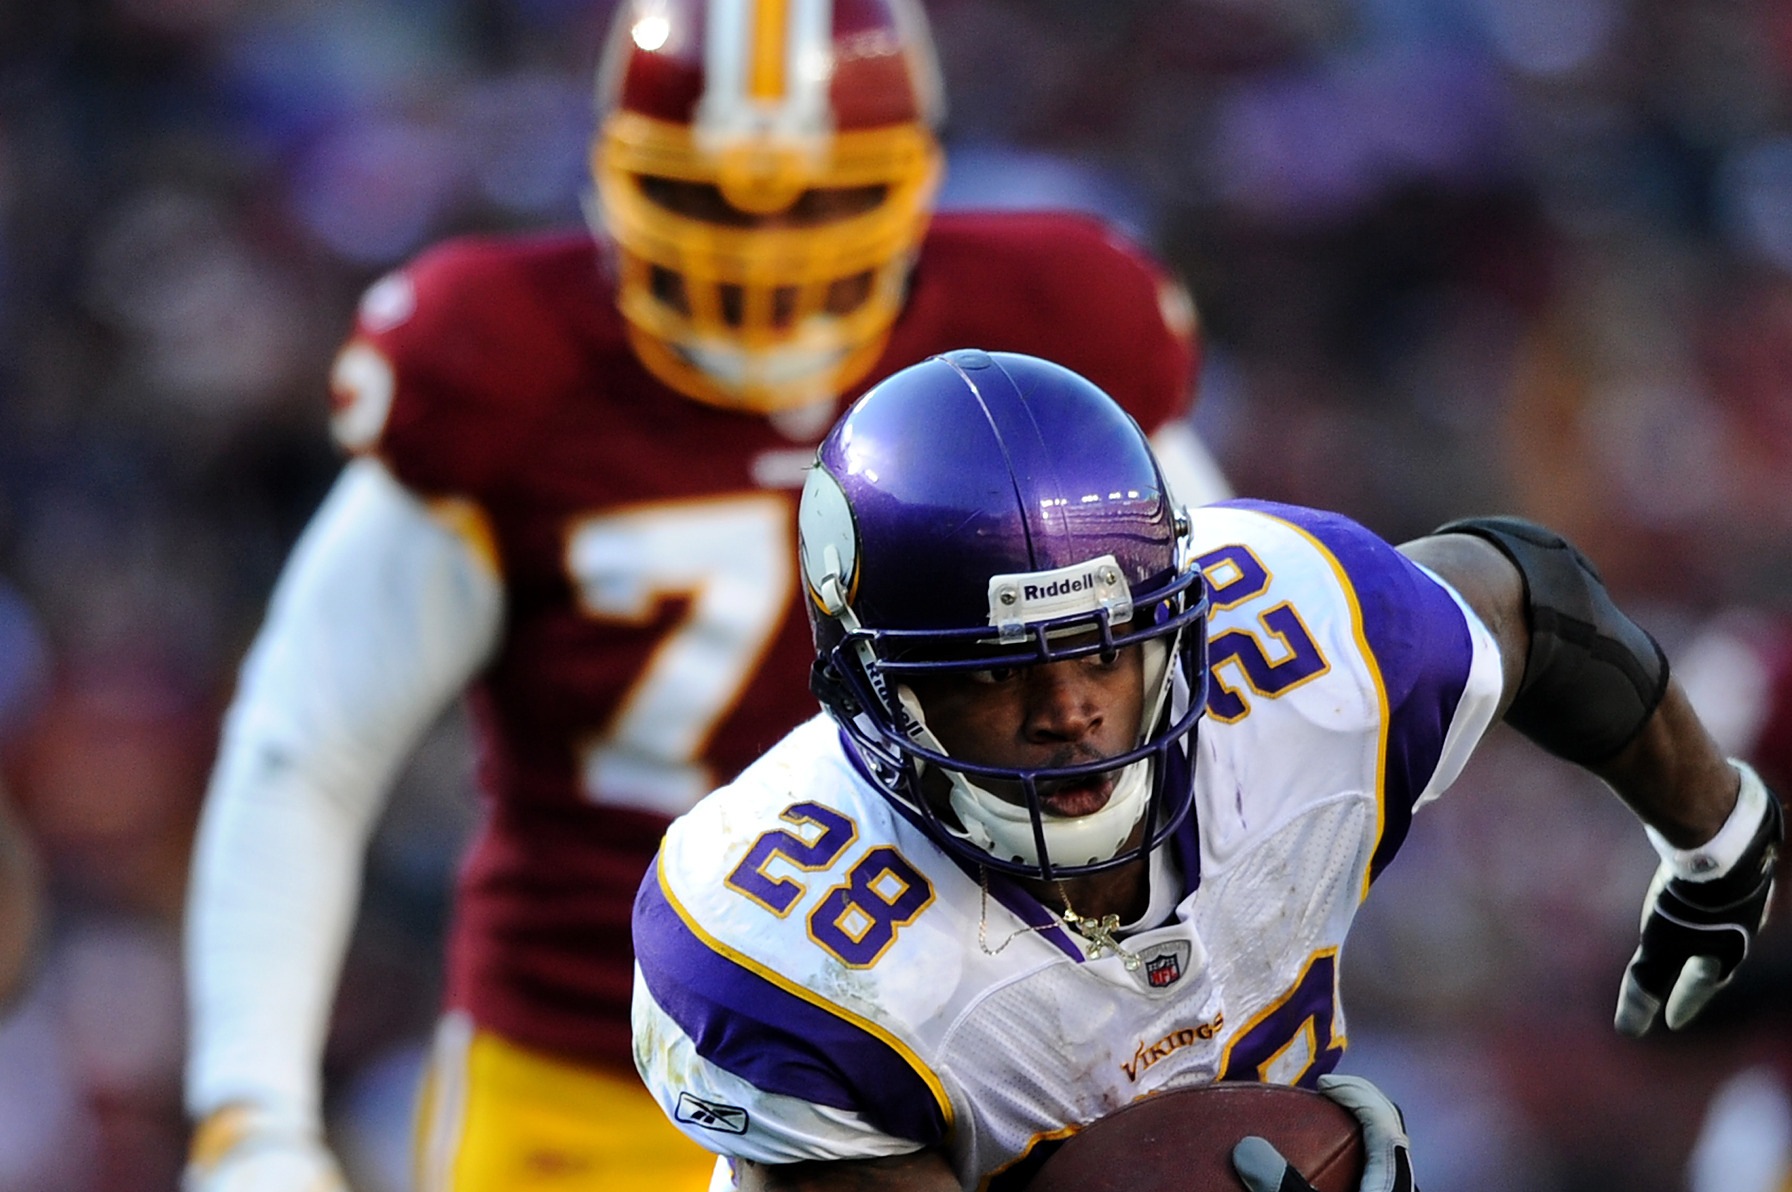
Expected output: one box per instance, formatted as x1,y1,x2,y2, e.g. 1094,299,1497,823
590,0,945,414
595,114,940,413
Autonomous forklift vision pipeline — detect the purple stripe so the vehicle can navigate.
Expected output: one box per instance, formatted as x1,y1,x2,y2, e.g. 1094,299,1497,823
632,856,949,1146
1220,500,1474,880
1162,739,1204,897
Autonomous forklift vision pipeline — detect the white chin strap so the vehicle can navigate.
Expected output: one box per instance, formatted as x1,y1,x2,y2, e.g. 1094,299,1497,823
896,638,1177,870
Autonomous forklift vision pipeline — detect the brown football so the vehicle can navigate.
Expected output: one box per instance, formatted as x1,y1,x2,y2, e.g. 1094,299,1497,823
1027,1082,1365,1192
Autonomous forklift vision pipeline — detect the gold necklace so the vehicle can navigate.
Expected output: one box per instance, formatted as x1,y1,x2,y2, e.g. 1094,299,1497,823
1058,902,1143,971
977,867,1142,970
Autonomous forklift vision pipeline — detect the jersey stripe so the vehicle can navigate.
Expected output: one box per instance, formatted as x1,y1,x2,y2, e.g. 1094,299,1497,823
1222,501,1473,889
635,851,954,1146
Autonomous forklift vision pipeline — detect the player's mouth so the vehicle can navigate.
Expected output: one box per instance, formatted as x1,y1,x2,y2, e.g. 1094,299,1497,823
1039,772,1118,818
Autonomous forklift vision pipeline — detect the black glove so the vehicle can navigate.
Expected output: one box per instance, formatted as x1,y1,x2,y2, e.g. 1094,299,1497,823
1231,1075,1416,1192
1615,760,1783,1037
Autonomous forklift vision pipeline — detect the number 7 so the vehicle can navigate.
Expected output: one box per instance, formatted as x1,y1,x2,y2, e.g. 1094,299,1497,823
566,494,794,817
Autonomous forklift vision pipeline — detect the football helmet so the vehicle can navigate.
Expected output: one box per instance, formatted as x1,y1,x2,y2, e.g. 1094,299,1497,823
591,0,945,413
799,350,1208,880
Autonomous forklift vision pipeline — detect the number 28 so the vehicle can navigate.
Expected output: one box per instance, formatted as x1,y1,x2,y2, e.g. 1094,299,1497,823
725,802,936,968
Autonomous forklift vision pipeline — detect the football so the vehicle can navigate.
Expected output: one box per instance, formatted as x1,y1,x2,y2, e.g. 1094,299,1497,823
1027,1082,1365,1192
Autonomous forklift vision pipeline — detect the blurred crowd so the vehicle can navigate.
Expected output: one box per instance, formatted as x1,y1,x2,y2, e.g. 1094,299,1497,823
0,1,1789,1190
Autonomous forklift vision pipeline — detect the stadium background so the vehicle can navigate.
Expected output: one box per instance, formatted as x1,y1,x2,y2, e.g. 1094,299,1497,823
0,0,1789,1189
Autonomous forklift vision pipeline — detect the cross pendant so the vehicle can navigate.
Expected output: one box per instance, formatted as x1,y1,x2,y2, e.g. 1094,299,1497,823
1062,909,1142,971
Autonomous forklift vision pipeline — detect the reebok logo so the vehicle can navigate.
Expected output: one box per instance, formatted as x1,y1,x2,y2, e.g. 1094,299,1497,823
675,1092,750,1134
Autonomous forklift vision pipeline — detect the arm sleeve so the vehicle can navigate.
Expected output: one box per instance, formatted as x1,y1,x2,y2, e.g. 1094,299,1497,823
183,456,503,1127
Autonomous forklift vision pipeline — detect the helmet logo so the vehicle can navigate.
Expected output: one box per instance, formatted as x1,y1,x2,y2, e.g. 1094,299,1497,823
987,556,1131,642
798,463,858,614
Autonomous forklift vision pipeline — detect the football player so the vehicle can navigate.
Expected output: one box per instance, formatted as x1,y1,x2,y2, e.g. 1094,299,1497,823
180,3,1229,1192
633,351,1782,1191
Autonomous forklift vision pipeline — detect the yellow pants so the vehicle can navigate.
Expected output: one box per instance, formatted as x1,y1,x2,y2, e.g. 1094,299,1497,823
413,1013,721,1192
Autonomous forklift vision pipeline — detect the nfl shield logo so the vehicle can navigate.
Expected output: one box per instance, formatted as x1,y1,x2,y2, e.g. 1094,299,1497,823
1145,951,1182,988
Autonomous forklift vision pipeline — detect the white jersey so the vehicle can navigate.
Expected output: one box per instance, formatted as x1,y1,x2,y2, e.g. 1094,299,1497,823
632,501,1503,1191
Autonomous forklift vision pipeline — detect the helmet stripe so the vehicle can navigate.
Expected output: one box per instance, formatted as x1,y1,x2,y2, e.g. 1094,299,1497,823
750,0,788,100
703,0,833,135
704,0,750,110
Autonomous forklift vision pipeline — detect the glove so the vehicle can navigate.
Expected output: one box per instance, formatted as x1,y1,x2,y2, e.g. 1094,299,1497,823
1614,759,1784,1037
183,1105,348,1192
1231,1074,1416,1192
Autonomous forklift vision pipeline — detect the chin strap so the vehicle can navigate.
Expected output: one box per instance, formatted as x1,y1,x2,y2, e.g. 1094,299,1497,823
896,684,1155,869
893,635,1179,871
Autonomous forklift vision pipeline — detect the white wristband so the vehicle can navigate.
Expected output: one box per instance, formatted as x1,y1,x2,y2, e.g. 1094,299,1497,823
1644,759,1771,881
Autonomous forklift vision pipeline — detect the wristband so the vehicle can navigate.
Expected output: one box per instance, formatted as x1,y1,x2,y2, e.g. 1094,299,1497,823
1644,760,1771,882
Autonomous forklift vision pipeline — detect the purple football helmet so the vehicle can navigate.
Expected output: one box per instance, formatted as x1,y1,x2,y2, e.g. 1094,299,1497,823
798,349,1207,880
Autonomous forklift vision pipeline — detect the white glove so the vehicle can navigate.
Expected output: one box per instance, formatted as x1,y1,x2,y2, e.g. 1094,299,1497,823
1232,1074,1417,1192
183,1106,348,1192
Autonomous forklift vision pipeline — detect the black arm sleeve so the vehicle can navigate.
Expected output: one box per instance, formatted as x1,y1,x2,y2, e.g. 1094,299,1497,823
1432,516,1669,766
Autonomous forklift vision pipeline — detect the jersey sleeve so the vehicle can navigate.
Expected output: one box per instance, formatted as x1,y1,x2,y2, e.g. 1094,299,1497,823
631,842,950,1165
326,237,585,499
1217,500,1503,878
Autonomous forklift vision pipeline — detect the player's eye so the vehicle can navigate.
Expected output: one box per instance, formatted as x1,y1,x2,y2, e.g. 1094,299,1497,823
967,665,1021,685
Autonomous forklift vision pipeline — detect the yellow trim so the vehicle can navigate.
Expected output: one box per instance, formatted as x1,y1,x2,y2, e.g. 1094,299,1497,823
1253,511,1390,902
1257,1015,1319,1084
427,496,503,579
656,853,956,1136
975,1123,1082,1192
750,0,789,100
1203,601,1334,727
1217,947,1346,1079
188,1105,256,1172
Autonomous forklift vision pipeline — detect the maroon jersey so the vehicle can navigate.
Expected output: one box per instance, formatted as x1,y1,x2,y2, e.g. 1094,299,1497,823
331,211,1197,1068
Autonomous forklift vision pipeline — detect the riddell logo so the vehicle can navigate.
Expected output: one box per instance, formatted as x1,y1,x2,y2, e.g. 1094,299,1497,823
1121,1012,1223,1082
1023,573,1096,601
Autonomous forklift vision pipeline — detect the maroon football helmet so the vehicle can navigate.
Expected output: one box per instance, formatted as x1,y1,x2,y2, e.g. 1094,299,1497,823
591,0,945,412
